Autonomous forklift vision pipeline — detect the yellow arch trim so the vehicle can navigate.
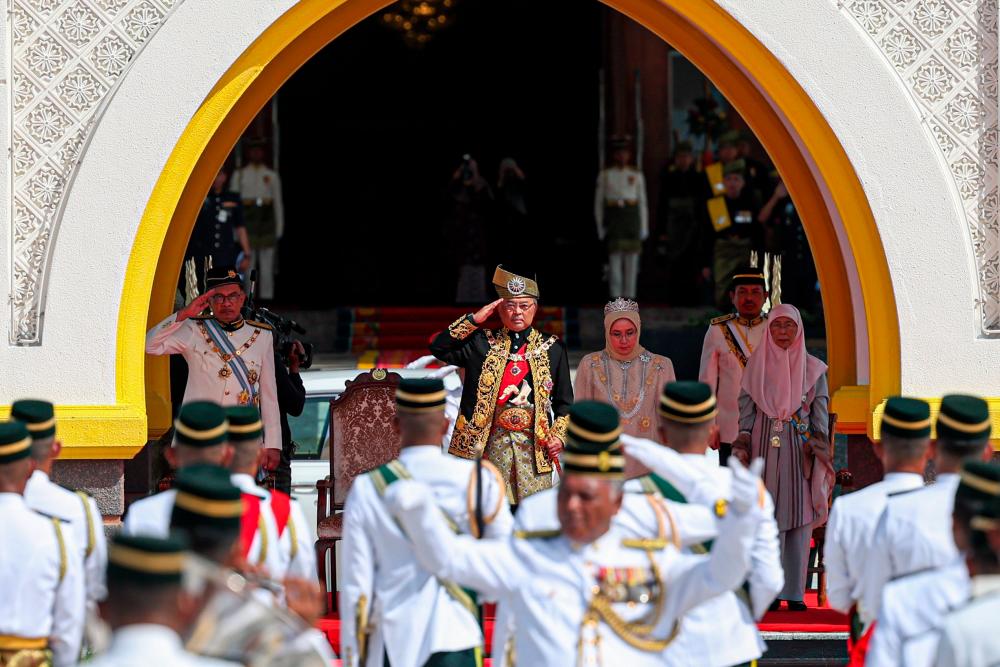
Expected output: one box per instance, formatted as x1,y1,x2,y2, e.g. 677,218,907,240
104,0,900,456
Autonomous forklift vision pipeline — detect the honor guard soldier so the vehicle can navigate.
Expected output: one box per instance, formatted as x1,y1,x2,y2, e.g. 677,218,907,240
870,462,1000,667
231,139,283,302
935,463,1000,667
340,378,512,667
864,395,993,633
16,399,108,612
430,265,573,505
623,382,783,666
823,397,931,660
226,405,314,581
87,534,237,667
146,266,281,472
594,135,648,299
699,267,768,465
0,421,85,667
386,401,767,666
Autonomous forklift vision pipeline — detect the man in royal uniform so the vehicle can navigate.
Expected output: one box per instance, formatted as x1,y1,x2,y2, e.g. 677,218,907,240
699,266,768,465
430,265,573,505
146,266,281,472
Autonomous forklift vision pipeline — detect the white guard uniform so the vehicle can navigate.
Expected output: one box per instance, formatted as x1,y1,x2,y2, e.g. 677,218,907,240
594,166,649,241
866,560,969,667
862,474,959,621
229,473,295,581
25,469,108,608
823,471,924,624
122,483,282,581
0,493,85,667
387,477,761,667
276,494,317,580
622,436,784,666
698,315,767,444
340,446,513,667
146,314,281,450
86,624,237,667
935,575,1000,667
230,163,284,300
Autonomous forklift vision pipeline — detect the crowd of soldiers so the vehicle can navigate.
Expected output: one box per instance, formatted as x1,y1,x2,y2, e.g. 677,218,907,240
1,259,999,666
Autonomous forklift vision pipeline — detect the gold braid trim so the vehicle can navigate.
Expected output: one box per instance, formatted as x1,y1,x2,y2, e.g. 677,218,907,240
356,594,369,665
527,329,561,474
449,329,510,460
466,459,507,538
448,315,479,340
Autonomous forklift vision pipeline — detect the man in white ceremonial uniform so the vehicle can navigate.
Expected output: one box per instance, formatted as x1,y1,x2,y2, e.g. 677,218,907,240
225,405,315,581
595,135,648,298
123,402,281,579
863,395,994,627
622,380,783,666
823,396,930,657
231,140,284,301
867,461,998,667
340,378,513,667
387,400,767,667
16,399,107,612
0,421,85,667
699,267,768,466
146,266,282,473
935,462,1000,667
87,533,236,667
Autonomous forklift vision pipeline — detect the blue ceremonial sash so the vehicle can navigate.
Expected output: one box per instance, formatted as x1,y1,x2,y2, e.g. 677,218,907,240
202,319,259,404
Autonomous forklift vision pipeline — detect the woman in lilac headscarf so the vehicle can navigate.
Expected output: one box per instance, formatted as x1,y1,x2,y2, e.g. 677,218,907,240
732,303,834,610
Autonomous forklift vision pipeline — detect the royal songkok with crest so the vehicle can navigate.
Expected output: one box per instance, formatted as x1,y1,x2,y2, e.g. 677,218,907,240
174,401,229,448
729,266,767,291
225,405,263,443
11,398,56,440
0,421,32,464
658,381,719,424
880,396,932,439
107,533,188,585
493,265,540,300
204,266,243,290
561,401,625,479
396,378,448,413
936,394,992,442
170,464,243,532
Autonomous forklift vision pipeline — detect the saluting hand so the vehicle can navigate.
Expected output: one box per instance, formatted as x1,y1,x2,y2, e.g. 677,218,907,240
177,289,215,321
472,298,505,324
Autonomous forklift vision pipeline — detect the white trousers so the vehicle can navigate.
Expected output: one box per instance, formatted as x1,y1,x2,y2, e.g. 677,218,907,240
608,251,640,298
779,523,813,601
251,246,277,300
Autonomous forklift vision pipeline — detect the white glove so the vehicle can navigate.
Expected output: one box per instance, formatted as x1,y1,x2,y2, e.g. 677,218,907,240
728,457,764,515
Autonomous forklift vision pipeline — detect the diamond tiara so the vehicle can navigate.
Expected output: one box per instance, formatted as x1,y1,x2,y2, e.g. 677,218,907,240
604,298,639,315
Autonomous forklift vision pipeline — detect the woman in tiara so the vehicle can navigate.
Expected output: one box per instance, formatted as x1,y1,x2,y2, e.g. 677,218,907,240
732,302,834,610
574,298,676,446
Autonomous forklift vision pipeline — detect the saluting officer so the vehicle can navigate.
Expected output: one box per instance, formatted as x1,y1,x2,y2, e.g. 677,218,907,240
0,421,85,667
341,378,512,667
386,401,767,666
16,399,107,612
146,266,281,472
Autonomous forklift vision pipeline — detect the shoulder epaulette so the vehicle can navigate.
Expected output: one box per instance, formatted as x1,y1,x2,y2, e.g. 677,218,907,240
710,314,736,325
246,319,273,331
514,529,561,540
622,537,668,551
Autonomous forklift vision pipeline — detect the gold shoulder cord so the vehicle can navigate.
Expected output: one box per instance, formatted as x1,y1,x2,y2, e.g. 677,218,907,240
256,512,268,565
52,518,67,583
287,512,299,561
466,459,507,537
356,594,369,665
75,491,96,559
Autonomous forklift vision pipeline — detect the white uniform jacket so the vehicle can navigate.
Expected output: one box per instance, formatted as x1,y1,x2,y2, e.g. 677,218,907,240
867,560,969,667
935,575,1000,667
146,314,281,449
86,624,238,667
0,493,85,667
594,166,649,241
24,469,108,607
823,472,924,622
698,315,767,444
340,445,513,667
863,474,959,622
386,477,763,667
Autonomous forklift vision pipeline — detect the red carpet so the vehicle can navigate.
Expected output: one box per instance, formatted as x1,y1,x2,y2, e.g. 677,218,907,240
318,593,848,657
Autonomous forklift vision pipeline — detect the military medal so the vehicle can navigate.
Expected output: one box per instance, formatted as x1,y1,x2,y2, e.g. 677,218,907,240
238,390,250,406
248,369,259,384
219,367,232,379
771,420,784,448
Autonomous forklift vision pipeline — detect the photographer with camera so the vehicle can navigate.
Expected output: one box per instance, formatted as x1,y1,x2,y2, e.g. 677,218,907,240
146,266,282,472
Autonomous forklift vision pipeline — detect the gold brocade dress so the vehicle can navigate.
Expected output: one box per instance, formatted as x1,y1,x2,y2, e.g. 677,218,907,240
574,350,676,437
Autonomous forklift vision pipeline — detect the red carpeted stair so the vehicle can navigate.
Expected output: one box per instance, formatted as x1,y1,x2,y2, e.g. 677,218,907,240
335,306,580,367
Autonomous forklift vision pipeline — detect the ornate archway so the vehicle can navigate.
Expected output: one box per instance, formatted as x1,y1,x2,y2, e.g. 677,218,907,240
127,0,900,438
